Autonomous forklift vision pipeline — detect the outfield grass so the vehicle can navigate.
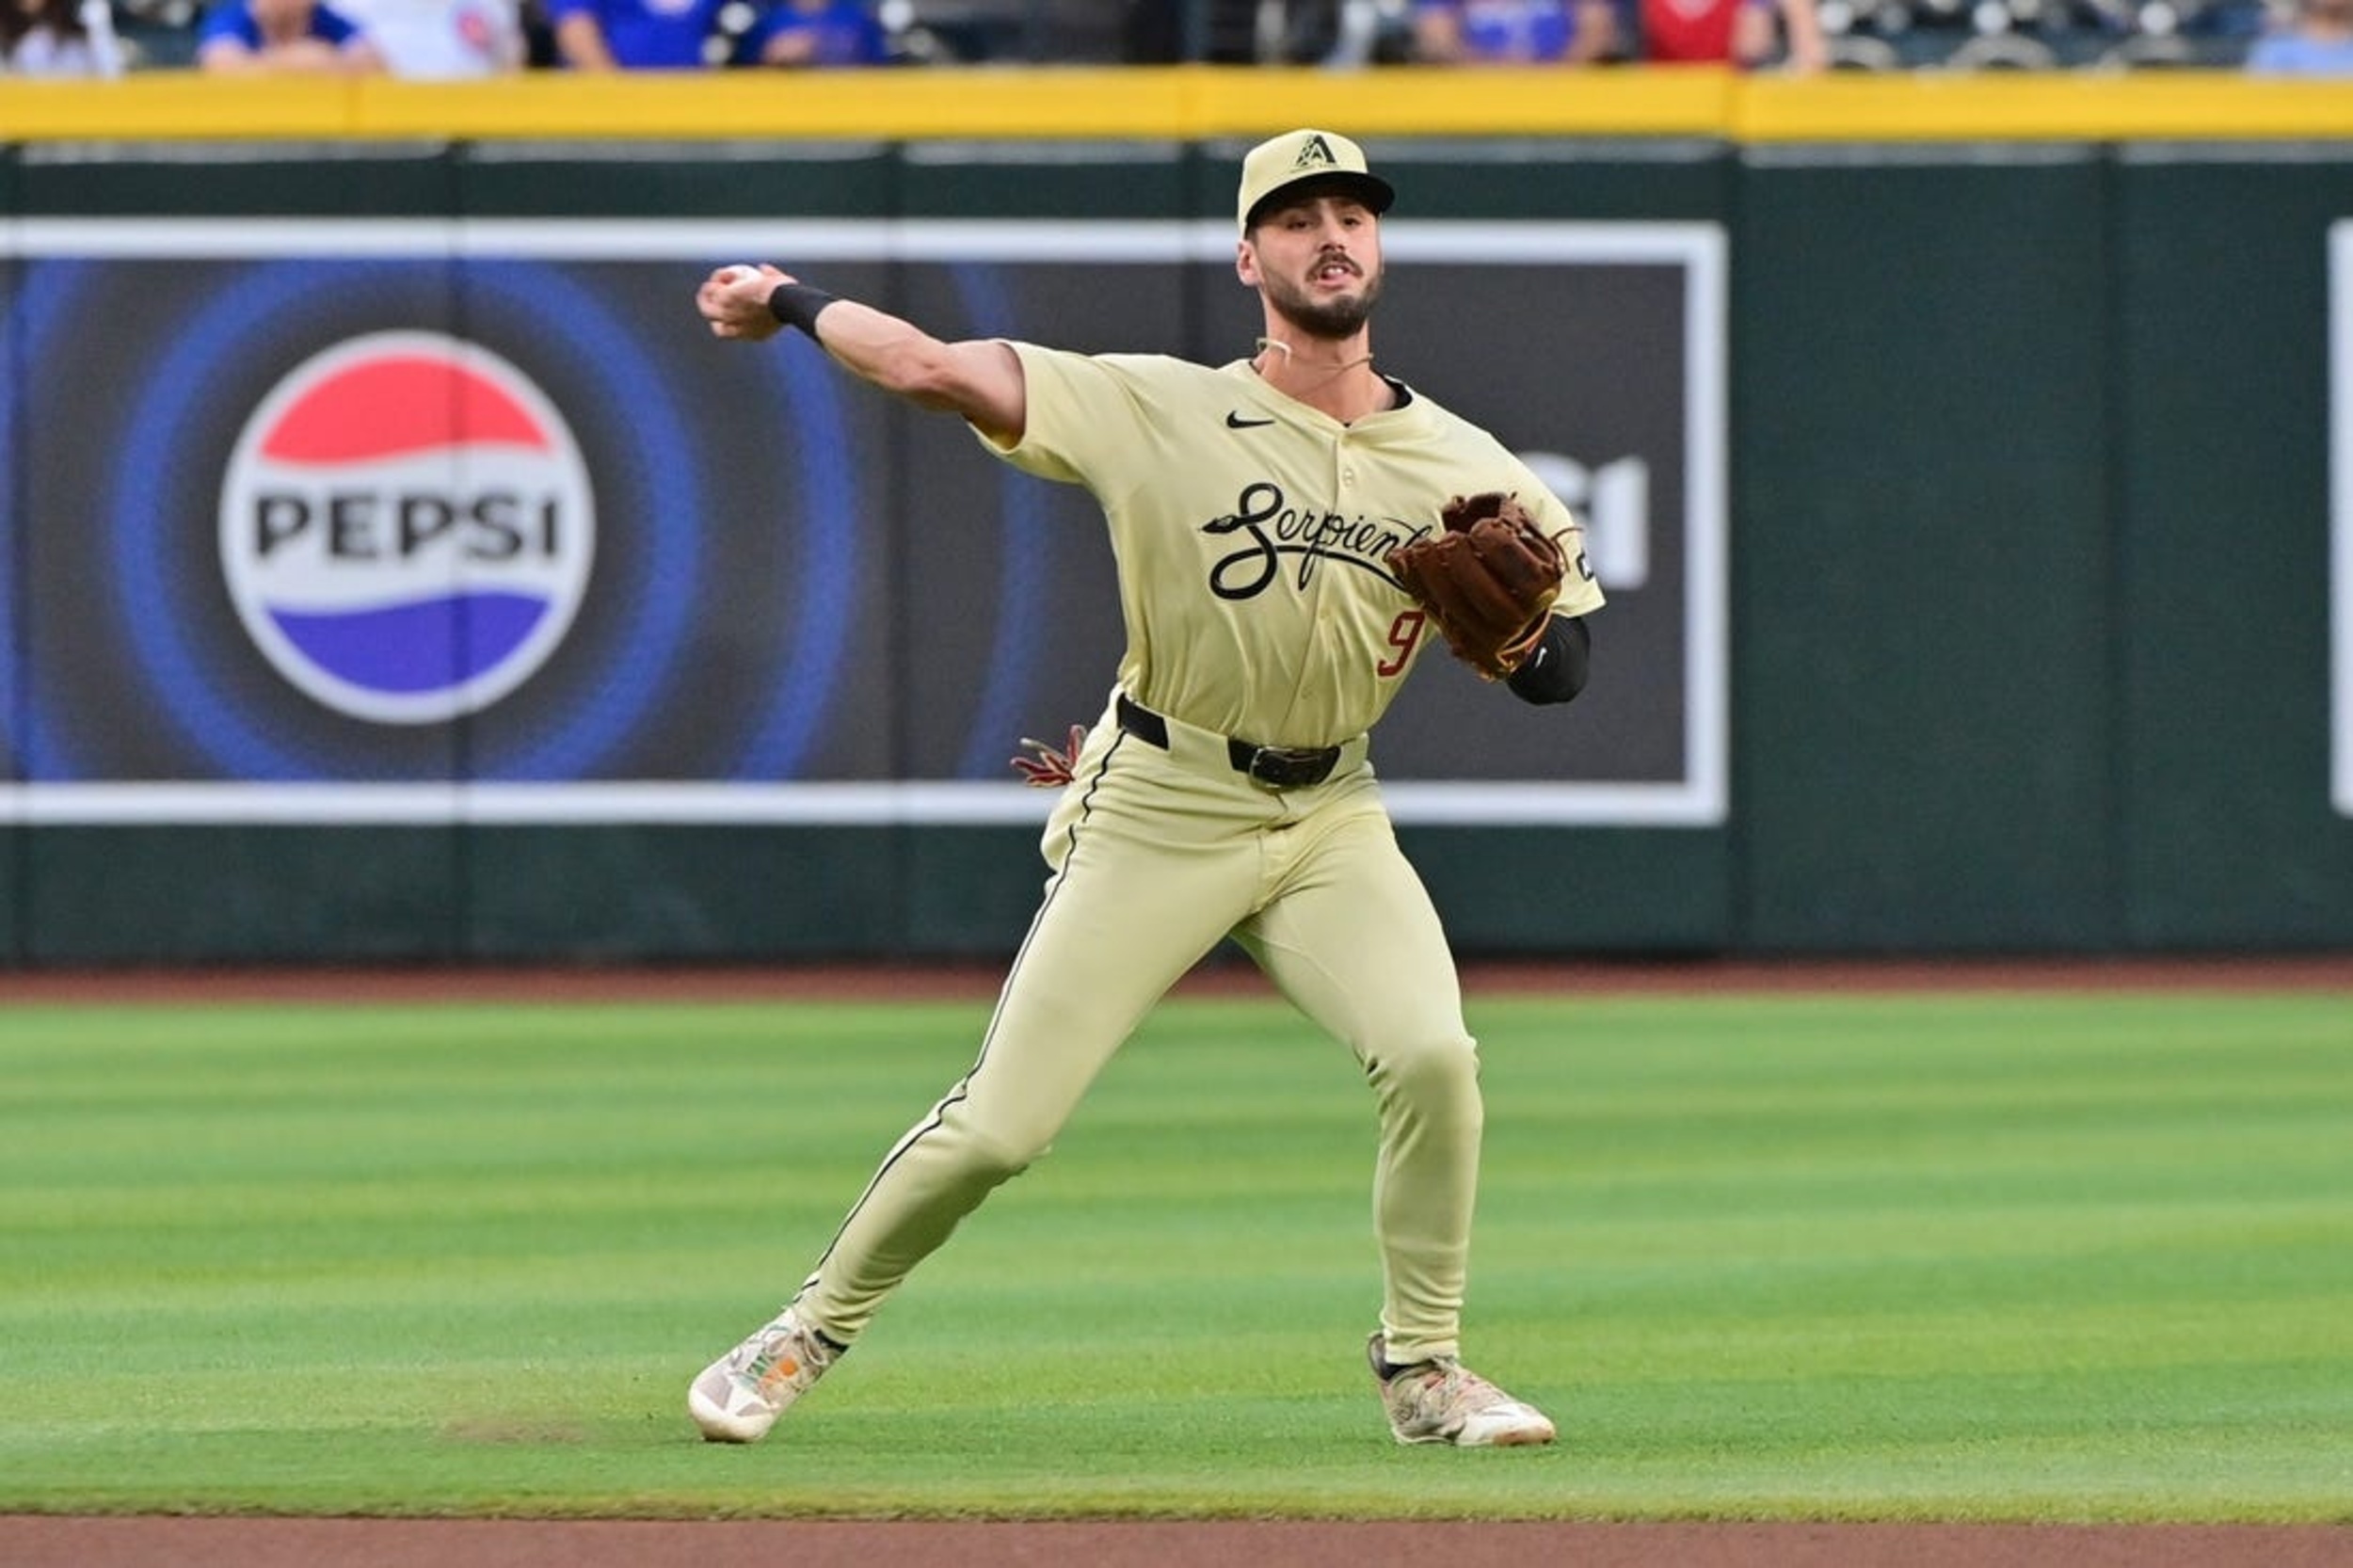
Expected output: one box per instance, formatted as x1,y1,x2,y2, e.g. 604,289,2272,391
2,989,2348,1522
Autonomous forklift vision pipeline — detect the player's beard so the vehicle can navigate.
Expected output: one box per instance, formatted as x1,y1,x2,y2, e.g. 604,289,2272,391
1264,262,1383,342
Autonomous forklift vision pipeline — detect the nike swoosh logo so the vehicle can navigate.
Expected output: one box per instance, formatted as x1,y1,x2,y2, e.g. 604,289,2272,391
1225,412,1275,428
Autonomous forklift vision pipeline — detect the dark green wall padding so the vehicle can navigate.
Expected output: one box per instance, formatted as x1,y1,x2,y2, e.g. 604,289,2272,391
4,136,2349,964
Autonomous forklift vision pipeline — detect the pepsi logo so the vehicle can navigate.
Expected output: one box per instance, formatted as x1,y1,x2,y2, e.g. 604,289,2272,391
218,332,596,725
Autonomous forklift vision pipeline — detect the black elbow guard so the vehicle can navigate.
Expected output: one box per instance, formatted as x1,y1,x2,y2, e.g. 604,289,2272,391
1505,616,1591,705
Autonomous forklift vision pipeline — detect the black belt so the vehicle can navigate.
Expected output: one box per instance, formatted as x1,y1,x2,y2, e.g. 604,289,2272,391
1114,693,1343,791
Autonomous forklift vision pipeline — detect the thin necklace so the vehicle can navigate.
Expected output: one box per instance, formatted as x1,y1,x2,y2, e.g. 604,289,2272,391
1253,338,1376,383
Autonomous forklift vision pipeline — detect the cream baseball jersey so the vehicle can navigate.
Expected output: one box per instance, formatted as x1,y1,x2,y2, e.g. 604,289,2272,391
976,344,1606,749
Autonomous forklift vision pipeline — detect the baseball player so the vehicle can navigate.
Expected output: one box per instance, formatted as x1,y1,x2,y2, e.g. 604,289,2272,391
688,127,1603,1448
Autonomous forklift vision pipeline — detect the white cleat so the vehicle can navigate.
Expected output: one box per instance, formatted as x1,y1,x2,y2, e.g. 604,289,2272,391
1367,1332,1557,1448
688,1307,839,1443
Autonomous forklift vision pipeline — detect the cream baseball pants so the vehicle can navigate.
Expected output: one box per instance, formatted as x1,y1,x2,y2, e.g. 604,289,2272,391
791,689,1484,1366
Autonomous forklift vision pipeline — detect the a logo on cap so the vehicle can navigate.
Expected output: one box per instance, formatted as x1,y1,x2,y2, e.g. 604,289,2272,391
1291,134,1340,172
218,331,596,726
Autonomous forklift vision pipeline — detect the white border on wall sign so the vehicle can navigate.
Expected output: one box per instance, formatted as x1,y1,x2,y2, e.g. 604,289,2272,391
2332,222,2353,820
1,216,1729,828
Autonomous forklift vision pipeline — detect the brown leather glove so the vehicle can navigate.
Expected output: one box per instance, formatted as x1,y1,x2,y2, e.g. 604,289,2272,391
1385,492,1568,680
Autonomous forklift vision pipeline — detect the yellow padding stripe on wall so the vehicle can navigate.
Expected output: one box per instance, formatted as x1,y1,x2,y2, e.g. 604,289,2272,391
2,64,2349,145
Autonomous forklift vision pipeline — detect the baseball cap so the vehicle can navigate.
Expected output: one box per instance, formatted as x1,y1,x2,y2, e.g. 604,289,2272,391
1236,129,1396,234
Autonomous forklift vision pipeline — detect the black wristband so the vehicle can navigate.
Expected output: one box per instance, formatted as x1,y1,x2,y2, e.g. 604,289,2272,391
766,282,840,337
1504,615,1592,706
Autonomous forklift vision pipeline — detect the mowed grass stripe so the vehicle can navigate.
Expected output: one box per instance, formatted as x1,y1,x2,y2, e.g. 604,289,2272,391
1,992,2346,1520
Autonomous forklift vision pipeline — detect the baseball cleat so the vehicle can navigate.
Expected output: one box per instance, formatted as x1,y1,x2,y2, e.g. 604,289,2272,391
688,1307,840,1443
1367,1333,1557,1448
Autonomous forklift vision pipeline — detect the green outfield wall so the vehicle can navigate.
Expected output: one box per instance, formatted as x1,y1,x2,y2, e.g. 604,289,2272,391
2,72,2350,963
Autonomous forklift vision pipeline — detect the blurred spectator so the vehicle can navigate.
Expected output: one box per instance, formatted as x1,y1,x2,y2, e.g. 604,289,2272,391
1638,0,1827,69
2245,0,2353,69
1412,0,1619,59
1123,0,1182,57
196,0,385,69
335,0,521,72
749,0,885,63
544,0,724,66
3,0,127,72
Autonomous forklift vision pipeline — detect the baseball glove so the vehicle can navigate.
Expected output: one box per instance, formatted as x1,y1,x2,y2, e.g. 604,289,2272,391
1385,491,1568,680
